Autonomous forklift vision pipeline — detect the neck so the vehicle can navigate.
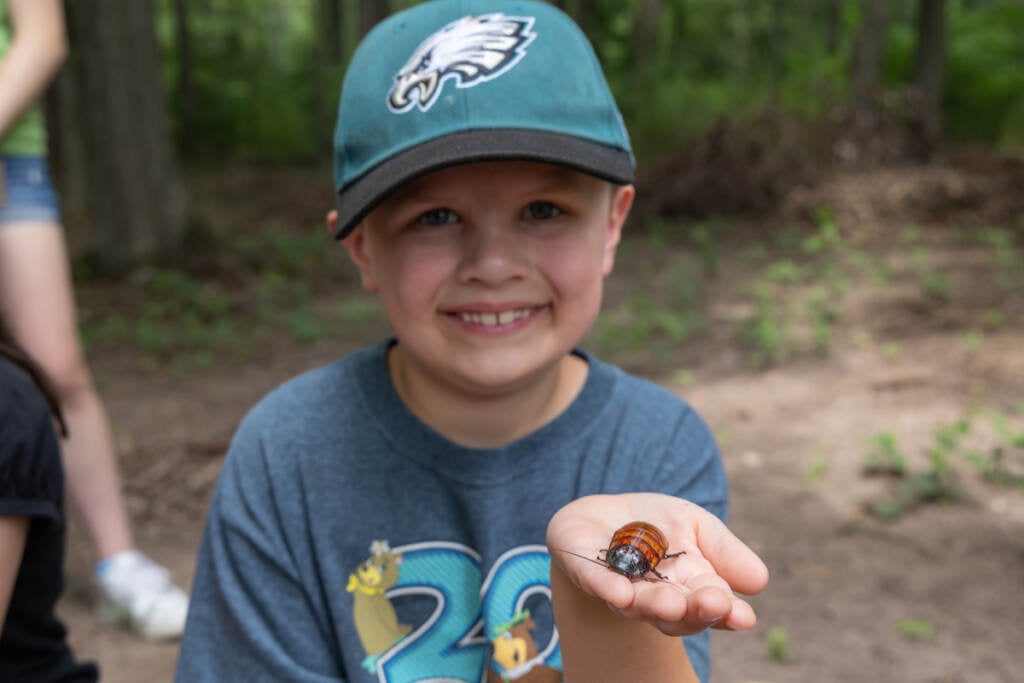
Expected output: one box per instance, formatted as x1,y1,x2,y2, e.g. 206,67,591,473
388,348,588,449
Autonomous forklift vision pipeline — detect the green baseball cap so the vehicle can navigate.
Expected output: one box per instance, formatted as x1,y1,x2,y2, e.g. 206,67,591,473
332,0,635,239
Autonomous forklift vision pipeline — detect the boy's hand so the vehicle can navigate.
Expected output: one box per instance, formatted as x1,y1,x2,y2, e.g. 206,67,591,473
547,493,768,637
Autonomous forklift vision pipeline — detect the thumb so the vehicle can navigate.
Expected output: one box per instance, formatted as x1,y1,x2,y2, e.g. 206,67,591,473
695,514,769,596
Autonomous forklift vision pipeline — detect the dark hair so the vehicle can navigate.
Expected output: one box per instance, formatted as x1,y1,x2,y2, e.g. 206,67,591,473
0,328,68,437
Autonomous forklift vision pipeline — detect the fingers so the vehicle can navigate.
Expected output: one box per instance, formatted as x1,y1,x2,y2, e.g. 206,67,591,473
549,493,769,597
693,513,770,597
546,492,769,639
602,579,756,638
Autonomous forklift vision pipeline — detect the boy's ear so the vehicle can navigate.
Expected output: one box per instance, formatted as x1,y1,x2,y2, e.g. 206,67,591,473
603,184,635,276
331,212,379,293
325,209,339,235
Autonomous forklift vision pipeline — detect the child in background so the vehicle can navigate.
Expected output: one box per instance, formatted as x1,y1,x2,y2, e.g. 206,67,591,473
177,2,768,681
0,333,99,682
0,0,188,639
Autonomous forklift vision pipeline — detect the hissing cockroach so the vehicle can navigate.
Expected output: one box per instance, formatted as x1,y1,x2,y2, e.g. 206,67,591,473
556,521,685,581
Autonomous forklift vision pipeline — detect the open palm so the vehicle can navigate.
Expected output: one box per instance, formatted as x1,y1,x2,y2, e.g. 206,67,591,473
546,493,769,637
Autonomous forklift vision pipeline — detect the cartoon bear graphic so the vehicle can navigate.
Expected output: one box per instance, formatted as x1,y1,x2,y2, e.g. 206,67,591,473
487,610,560,683
347,540,412,672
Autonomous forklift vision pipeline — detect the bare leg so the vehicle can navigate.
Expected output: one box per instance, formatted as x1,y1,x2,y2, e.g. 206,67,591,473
0,221,188,639
0,222,133,560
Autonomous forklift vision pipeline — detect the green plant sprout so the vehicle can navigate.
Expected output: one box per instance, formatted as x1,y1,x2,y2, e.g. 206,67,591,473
895,619,937,640
863,432,908,477
766,626,793,664
964,411,1024,488
801,452,829,485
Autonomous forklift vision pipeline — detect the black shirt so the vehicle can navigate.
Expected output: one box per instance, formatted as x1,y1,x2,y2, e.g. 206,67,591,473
0,357,98,682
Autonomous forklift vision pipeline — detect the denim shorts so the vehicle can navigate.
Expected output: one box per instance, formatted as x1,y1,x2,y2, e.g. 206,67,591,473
0,155,62,226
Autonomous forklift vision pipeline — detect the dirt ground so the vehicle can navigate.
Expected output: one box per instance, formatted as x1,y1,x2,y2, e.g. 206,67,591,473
55,158,1024,682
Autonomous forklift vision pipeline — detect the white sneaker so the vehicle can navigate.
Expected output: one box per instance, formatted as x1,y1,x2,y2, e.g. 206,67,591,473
96,550,190,640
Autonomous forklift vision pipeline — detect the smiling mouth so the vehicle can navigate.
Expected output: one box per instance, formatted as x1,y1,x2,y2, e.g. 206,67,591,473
452,307,540,327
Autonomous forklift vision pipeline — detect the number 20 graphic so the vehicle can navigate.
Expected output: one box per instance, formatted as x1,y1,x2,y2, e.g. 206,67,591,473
374,543,561,682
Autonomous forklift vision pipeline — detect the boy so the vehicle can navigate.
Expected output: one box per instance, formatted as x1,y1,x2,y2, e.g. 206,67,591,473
176,2,768,682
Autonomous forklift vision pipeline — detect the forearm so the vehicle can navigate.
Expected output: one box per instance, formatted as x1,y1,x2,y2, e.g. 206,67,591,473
0,516,30,627
550,564,698,683
0,0,68,137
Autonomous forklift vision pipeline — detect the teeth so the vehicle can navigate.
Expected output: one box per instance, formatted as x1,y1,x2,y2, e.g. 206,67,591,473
458,308,532,326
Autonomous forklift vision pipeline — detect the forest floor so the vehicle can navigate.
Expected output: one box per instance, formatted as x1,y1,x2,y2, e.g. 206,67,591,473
56,153,1024,682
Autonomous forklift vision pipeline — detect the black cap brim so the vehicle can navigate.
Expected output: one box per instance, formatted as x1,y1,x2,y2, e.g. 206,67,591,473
333,129,634,240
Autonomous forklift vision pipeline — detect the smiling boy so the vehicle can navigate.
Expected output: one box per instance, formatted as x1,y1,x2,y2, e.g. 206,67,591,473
176,2,767,682
338,161,633,448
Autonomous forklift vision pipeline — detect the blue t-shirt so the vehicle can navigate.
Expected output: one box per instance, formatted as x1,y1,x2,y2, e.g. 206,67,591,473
176,342,727,682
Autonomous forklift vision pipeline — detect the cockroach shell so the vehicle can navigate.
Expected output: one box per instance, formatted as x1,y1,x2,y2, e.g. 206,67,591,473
604,521,670,578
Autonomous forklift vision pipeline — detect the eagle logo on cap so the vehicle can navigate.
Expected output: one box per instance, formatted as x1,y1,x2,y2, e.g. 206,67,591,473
387,13,537,114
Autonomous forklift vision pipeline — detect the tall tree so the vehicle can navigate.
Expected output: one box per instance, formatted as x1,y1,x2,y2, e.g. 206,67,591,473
824,0,842,56
849,0,888,120
172,0,196,153
554,0,598,37
312,0,346,153
633,0,663,68
913,0,947,148
357,0,390,38
54,0,187,266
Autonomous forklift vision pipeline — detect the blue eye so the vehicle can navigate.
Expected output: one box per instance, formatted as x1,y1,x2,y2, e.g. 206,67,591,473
524,202,561,220
417,208,457,226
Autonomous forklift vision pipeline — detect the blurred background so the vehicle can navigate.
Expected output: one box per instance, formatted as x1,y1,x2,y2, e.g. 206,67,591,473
41,1,1024,682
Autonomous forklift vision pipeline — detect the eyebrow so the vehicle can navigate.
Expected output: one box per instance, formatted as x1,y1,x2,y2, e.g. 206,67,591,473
383,164,605,211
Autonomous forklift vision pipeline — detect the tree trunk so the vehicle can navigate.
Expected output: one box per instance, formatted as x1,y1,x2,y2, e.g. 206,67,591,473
849,0,888,119
173,0,195,154
633,0,663,68
321,0,344,63
913,0,946,149
357,0,390,39
824,0,842,56
559,0,597,37
767,0,786,104
56,0,187,267
313,0,346,155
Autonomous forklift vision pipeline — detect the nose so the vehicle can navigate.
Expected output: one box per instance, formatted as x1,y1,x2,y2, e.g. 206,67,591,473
456,218,528,286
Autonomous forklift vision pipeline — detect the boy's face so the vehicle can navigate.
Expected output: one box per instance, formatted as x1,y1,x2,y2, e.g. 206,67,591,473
336,161,634,399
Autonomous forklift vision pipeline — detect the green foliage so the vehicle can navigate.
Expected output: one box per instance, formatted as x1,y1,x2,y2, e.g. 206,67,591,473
81,269,245,367
883,1,1024,147
156,0,327,160
236,227,333,277
590,235,707,359
766,626,793,664
78,246,367,368
910,246,951,301
598,0,849,157
972,226,1024,291
801,450,830,486
865,410,1024,520
945,1,1024,148
963,411,1024,488
895,618,937,640
690,219,726,276
152,1,1024,162
863,432,908,477
739,208,855,366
